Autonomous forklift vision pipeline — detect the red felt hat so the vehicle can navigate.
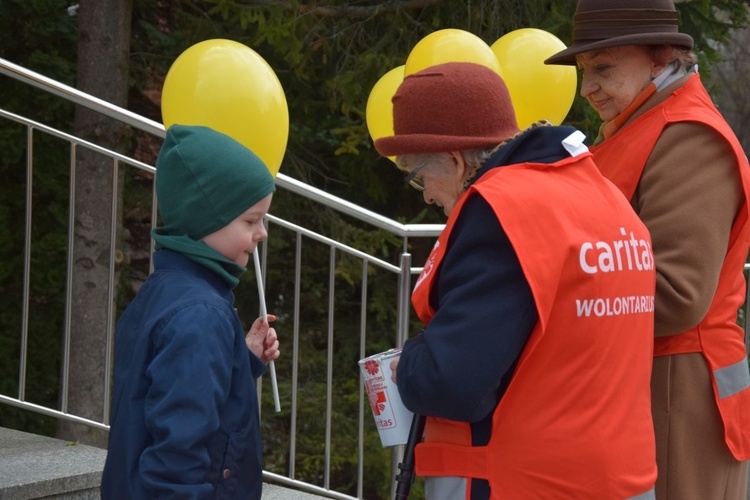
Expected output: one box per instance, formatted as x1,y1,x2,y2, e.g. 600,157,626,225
374,62,520,157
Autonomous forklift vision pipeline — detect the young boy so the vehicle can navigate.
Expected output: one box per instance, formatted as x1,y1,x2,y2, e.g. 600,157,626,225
101,124,280,499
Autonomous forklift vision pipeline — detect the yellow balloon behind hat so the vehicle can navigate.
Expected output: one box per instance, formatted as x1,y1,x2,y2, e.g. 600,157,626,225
366,65,404,163
161,39,288,177
405,29,502,77
491,28,577,129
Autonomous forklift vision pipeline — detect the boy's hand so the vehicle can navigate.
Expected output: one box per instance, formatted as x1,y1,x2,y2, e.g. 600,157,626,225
245,314,280,364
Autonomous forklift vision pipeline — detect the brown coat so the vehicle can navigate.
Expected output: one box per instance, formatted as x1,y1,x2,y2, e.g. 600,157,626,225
627,74,743,336
614,73,747,500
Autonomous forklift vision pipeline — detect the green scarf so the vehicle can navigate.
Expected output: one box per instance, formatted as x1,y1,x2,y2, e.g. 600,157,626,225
152,230,245,288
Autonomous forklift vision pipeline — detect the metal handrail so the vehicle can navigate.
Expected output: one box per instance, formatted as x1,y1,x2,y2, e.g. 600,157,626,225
0,56,444,239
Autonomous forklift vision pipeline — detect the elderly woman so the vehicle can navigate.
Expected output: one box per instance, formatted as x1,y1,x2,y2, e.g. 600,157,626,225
546,1,750,499
375,61,657,500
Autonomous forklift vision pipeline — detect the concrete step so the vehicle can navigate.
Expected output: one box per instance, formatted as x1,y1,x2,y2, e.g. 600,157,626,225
4,425,750,499
0,427,327,499
262,483,333,499
0,426,104,500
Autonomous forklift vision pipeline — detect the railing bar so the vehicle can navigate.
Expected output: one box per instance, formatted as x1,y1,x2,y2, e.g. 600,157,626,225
397,253,412,347
262,471,357,500
0,100,439,241
103,158,119,424
0,58,444,237
390,252,414,498
357,259,368,499
324,247,335,490
0,57,165,137
265,214,400,273
275,175,409,235
0,104,444,246
2,103,443,241
0,395,109,432
0,107,441,242
60,142,77,414
18,125,34,401
266,211,445,254
0,108,155,173
274,174,444,237
289,231,303,479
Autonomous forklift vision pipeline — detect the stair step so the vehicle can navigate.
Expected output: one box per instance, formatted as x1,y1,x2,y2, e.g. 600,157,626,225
0,426,105,499
0,427,328,499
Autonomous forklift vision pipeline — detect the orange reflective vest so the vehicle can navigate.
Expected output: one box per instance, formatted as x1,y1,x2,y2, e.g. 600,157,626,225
411,152,657,499
591,74,750,460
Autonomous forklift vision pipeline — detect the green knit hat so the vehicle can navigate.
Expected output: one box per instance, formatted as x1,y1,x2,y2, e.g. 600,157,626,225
155,124,276,240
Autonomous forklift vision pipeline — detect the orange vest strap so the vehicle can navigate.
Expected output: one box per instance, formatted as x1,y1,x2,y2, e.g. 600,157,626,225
653,331,701,356
415,443,489,479
422,417,472,445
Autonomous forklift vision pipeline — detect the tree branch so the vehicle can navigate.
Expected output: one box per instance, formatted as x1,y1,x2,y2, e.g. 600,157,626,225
238,0,445,18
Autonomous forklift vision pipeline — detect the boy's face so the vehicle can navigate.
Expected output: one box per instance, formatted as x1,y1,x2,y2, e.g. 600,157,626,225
201,193,273,267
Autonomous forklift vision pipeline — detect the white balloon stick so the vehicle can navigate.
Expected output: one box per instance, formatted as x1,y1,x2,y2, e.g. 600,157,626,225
253,250,281,413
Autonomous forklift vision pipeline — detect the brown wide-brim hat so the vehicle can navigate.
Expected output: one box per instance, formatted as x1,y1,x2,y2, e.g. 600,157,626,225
545,0,694,66
374,62,520,157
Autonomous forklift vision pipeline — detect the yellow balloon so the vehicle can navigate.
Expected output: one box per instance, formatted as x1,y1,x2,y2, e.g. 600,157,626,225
491,28,577,129
161,39,288,177
405,29,502,77
366,66,404,162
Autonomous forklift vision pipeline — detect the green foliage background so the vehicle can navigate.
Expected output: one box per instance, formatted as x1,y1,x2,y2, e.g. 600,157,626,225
1,0,747,498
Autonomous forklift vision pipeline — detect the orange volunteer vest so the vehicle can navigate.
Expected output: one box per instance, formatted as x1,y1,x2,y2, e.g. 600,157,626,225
411,152,657,499
591,74,750,460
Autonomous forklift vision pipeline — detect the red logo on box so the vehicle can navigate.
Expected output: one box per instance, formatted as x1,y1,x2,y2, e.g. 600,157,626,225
364,359,379,376
369,391,387,415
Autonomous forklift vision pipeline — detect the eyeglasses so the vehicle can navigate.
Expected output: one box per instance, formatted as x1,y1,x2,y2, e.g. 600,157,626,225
404,163,427,192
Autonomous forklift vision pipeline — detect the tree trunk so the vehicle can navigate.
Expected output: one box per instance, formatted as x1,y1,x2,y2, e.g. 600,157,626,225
56,0,133,448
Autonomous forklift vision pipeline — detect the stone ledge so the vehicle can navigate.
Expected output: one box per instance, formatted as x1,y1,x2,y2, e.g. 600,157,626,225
0,427,330,499
0,427,106,500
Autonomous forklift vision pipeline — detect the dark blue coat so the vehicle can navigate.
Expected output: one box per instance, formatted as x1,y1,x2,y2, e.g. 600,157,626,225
101,250,266,499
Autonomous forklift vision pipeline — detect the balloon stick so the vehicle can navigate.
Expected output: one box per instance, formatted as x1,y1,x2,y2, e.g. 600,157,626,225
253,250,281,413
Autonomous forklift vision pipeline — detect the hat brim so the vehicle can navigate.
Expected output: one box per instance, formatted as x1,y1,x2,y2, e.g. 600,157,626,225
375,133,507,157
545,32,694,66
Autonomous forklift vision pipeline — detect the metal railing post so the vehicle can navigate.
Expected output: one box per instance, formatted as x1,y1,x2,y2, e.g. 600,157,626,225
396,252,412,348
391,251,413,499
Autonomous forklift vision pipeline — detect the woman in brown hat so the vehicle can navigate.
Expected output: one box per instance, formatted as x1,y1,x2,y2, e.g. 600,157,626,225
547,1,750,499
375,61,658,499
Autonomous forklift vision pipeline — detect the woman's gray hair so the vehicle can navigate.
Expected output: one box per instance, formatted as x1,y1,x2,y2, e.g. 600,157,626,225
648,44,698,69
396,147,495,175
461,147,495,170
395,153,447,174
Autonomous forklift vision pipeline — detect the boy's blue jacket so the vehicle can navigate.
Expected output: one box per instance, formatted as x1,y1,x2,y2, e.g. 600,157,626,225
101,250,267,499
